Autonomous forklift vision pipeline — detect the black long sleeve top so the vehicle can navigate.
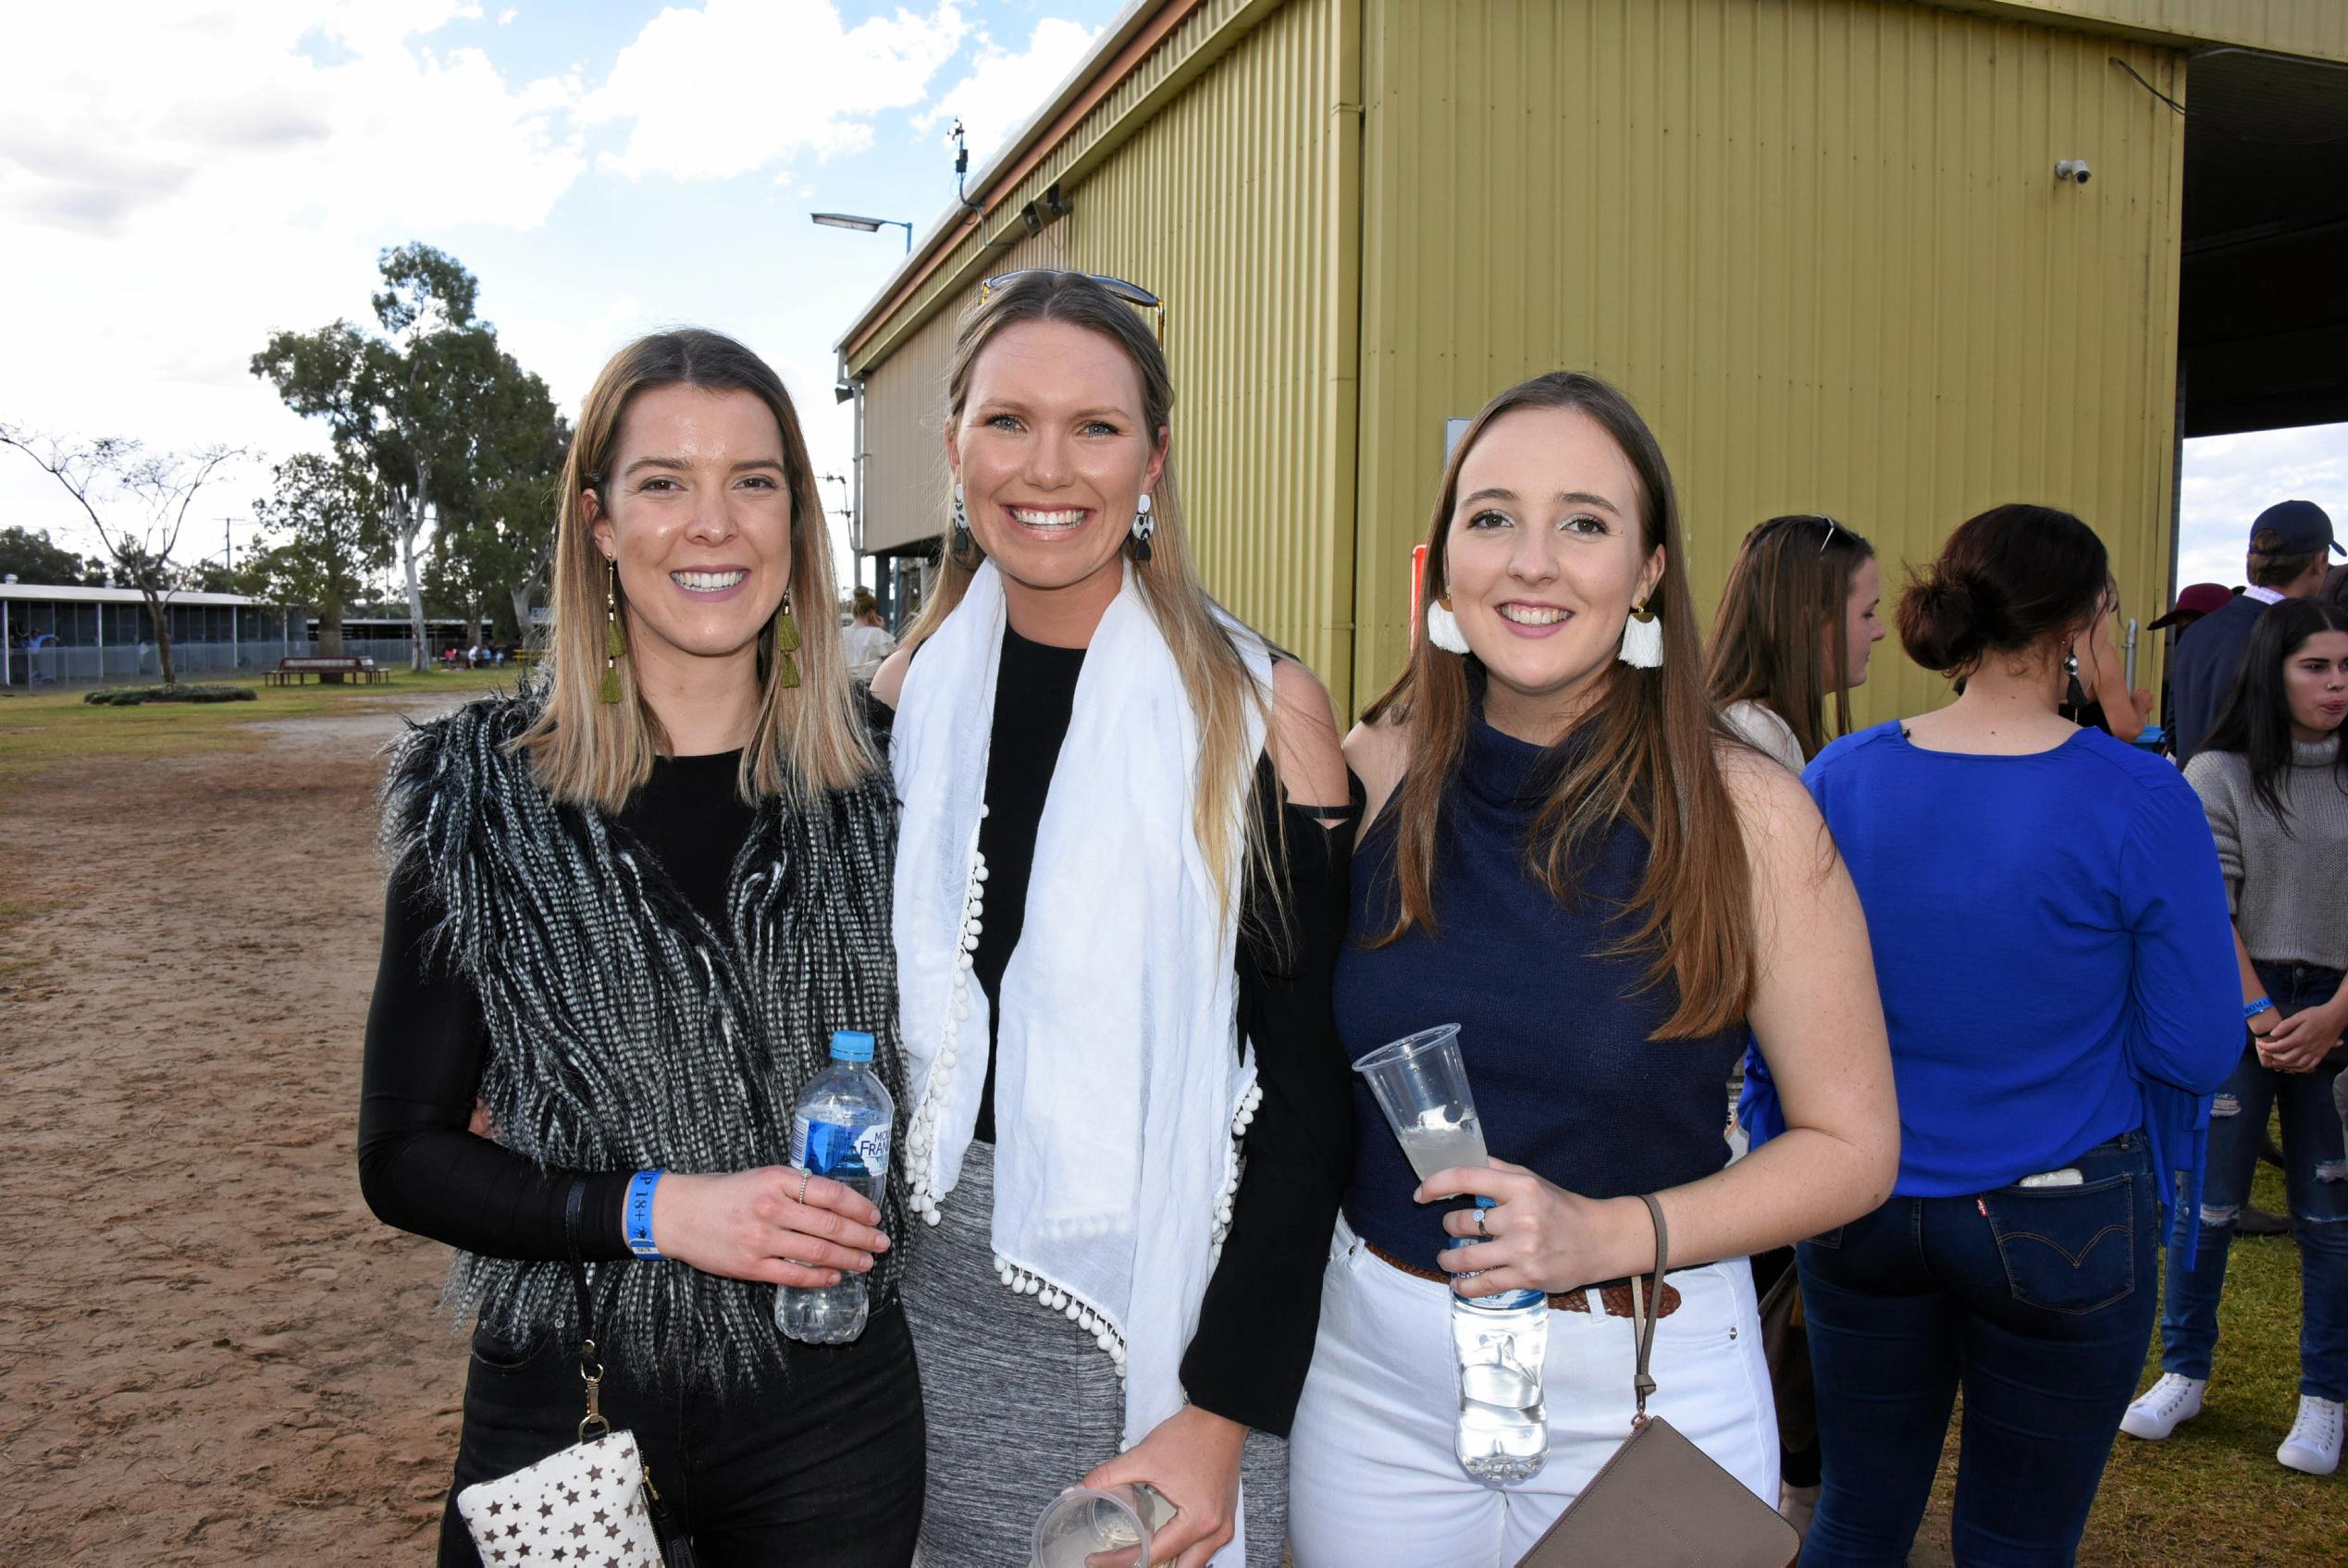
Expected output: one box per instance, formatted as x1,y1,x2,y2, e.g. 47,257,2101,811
360,655,1357,1436
885,627,1358,1437
356,749,757,1263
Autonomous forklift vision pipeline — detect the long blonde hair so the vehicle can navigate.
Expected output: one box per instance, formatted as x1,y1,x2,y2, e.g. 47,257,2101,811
903,271,1270,914
521,329,871,809
1364,372,1754,1039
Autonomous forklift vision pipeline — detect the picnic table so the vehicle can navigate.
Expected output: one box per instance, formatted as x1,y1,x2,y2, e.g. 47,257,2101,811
265,655,386,686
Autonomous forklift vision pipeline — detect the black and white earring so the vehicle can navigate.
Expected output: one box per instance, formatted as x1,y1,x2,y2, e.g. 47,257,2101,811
1128,492,1155,562
950,482,971,553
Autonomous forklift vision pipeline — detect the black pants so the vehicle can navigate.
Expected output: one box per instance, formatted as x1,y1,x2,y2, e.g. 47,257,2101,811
438,1300,924,1567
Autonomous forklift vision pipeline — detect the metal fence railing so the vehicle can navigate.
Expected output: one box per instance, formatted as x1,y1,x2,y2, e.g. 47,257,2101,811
0,638,449,688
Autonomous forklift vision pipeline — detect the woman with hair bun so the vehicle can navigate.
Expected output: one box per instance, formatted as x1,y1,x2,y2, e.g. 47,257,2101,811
1752,504,2242,1565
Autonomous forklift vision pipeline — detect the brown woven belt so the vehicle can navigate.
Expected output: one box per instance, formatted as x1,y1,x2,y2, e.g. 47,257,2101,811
1364,1238,1683,1319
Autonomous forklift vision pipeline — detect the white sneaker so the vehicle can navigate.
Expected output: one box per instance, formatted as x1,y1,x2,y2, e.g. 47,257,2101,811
2119,1374,2206,1440
2277,1395,2343,1476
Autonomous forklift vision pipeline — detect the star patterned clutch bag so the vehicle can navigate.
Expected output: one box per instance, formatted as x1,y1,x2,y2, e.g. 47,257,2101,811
455,1179,694,1568
456,1428,667,1568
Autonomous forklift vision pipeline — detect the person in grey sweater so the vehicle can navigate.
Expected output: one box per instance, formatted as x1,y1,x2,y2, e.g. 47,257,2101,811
2123,597,2348,1478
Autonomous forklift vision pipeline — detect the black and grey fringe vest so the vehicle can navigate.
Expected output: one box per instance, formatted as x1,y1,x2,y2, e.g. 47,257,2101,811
381,694,906,1389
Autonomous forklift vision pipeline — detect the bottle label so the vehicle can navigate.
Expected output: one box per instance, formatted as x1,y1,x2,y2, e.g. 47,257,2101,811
793,1115,891,1179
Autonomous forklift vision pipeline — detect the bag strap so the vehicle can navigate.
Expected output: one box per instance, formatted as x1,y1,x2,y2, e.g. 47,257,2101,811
563,1178,612,1441
1628,1192,1668,1426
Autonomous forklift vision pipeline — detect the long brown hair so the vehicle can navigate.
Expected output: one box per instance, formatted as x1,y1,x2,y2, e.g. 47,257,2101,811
1706,515,1876,762
903,271,1274,915
519,329,870,809
1364,372,1753,1039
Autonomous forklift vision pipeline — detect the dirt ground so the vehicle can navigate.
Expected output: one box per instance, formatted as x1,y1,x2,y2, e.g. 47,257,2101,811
0,696,474,1563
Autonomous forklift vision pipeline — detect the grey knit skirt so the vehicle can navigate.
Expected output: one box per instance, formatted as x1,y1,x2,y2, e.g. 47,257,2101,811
903,1140,1288,1566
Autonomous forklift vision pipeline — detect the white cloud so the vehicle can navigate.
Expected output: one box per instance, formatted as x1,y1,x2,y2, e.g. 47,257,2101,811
0,6,584,241
919,16,1101,164
2176,425,2348,594
0,2,588,552
583,1,970,180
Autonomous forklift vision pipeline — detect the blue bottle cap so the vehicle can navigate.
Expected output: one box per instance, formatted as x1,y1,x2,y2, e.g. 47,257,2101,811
830,1030,876,1064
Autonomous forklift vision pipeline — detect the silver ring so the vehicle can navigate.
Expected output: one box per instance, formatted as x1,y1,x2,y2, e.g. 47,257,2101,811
1475,1207,1489,1238
798,1168,813,1204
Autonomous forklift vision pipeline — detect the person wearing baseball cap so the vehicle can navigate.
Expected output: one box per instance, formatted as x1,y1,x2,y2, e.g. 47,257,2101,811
2170,501,2340,763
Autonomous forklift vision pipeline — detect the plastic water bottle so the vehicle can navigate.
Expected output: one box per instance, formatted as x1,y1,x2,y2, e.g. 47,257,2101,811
776,1030,895,1345
1451,1198,1550,1483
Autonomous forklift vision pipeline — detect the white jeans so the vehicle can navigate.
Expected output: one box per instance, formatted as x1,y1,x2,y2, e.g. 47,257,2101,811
1288,1216,1778,1567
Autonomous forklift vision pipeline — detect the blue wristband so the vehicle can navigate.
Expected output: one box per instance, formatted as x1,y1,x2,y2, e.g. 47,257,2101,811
624,1169,664,1259
2243,997,2275,1021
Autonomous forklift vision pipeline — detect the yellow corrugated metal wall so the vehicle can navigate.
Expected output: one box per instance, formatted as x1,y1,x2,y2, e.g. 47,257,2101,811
851,0,1362,698
1051,0,1358,688
1352,0,2189,726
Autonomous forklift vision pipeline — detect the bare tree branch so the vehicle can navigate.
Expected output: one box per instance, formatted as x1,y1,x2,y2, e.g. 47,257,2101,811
0,426,249,685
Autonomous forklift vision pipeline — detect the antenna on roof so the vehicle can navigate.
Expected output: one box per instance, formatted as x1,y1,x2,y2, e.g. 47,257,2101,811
952,120,982,216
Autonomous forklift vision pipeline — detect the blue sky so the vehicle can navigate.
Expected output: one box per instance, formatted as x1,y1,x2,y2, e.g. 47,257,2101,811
0,0,1122,590
1,0,2339,611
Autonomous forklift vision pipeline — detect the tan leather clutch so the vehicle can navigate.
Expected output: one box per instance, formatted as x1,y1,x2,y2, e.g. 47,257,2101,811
1513,1195,1800,1568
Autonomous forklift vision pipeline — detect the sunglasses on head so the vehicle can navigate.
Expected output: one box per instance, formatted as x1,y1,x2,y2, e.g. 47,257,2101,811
1753,513,1845,554
981,270,1168,342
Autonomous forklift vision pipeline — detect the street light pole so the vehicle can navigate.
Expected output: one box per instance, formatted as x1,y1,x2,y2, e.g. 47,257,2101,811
819,473,859,591
216,515,250,670
811,212,914,253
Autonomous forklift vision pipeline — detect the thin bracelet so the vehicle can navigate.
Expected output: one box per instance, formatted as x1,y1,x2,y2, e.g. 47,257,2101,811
624,1169,664,1259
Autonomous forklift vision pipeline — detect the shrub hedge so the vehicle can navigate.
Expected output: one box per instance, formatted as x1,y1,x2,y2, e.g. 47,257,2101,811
82,685,258,707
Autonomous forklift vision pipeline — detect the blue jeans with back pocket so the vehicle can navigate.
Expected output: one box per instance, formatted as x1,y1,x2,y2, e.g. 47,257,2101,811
1796,1132,2157,1568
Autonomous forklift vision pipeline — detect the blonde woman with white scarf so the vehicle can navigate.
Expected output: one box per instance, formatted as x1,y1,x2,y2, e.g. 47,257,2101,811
871,271,1353,1567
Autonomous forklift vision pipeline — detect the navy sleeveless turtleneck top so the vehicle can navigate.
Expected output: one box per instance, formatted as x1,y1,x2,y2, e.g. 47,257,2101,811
1335,707,1748,1265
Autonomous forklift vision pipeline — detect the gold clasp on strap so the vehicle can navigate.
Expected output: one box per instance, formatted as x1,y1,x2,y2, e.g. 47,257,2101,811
577,1338,612,1442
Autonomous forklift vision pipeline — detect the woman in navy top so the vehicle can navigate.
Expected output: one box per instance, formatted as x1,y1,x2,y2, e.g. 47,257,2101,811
1286,373,1898,1567
1753,504,2241,1567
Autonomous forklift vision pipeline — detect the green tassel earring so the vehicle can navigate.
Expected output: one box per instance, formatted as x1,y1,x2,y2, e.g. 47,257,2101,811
600,559,626,704
774,592,801,689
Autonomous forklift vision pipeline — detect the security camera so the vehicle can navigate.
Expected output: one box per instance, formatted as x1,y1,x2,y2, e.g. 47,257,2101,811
2056,159,2092,184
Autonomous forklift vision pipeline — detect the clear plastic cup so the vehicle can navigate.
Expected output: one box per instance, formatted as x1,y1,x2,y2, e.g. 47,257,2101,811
1031,1482,1176,1568
1352,1023,1490,1183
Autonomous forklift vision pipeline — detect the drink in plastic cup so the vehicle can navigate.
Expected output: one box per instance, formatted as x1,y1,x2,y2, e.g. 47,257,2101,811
1352,1023,1489,1182
1355,1023,1551,1482
1031,1483,1177,1568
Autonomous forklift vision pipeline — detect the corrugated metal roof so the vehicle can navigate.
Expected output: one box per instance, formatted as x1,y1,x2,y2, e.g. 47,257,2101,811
0,583,264,608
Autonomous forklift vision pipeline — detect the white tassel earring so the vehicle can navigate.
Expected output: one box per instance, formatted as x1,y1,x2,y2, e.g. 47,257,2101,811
1618,599,1664,669
1426,598,1470,655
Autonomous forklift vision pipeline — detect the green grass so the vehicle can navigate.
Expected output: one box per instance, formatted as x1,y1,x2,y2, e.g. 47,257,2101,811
0,666,514,802
1922,1120,2341,1565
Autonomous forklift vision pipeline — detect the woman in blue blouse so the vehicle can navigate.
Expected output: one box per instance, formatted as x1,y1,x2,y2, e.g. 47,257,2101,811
1287,372,1898,1565
1759,504,2242,1566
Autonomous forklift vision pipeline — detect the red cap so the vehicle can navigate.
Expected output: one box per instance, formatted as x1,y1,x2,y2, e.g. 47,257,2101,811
2147,582,2234,630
